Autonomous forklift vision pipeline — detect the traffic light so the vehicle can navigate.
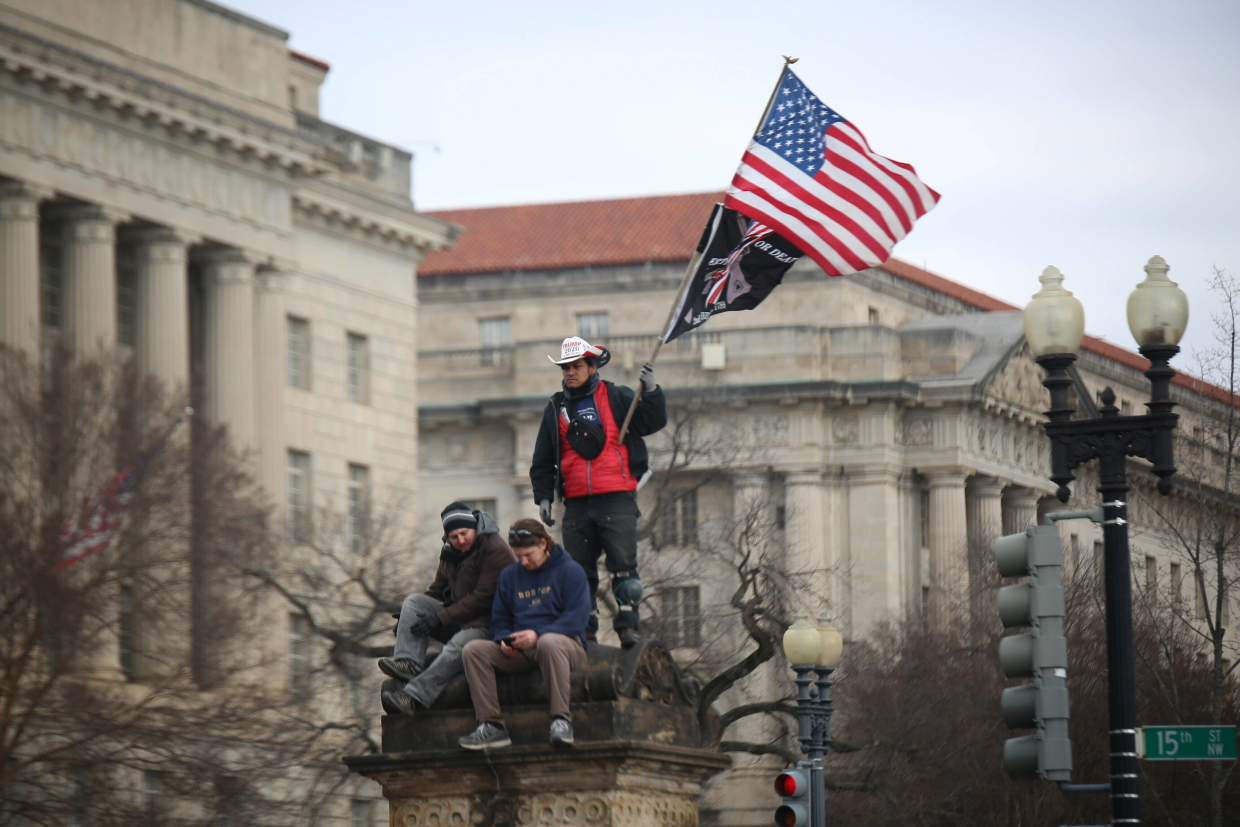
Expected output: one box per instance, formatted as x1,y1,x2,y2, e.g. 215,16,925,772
994,524,1072,782
773,769,810,827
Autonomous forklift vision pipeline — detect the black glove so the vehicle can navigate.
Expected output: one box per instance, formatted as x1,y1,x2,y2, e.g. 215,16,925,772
408,612,443,637
539,499,555,526
639,363,657,393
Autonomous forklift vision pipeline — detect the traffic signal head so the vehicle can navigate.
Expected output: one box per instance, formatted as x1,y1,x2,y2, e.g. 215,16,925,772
992,524,1073,782
774,769,809,827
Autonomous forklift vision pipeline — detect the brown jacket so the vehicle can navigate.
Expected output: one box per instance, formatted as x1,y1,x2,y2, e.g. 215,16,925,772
424,511,515,629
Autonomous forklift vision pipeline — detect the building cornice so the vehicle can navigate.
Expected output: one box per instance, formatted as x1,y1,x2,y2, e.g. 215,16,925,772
0,20,321,173
293,192,458,257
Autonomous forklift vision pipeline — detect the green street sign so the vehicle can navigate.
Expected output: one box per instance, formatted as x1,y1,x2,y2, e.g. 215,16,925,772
1140,726,1237,761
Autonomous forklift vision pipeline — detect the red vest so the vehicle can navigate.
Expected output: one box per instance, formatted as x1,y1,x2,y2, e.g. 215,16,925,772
558,383,637,499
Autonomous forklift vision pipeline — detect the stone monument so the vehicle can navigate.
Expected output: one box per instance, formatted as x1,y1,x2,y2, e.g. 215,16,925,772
344,640,731,827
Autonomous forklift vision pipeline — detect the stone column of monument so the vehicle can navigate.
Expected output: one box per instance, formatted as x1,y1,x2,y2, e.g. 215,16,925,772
200,248,257,449
129,227,195,679
926,470,968,625
59,205,124,356
0,181,49,358
1002,486,1042,535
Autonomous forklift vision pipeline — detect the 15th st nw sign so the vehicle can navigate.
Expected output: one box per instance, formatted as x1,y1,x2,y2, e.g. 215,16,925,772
1140,726,1238,760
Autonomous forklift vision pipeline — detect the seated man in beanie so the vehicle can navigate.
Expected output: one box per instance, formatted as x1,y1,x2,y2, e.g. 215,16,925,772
457,519,590,749
380,502,515,716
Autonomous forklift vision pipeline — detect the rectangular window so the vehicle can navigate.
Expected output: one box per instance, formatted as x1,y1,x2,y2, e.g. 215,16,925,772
1170,562,1182,608
577,312,610,340
867,306,880,325
287,450,311,543
116,266,136,347
119,584,135,680
660,587,701,648
1145,556,1157,597
348,464,370,554
1069,534,1080,571
144,771,167,816
351,798,374,827
66,765,88,827
289,613,311,695
347,332,370,404
1196,577,1207,621
40,226,61,329
287,316,311,389
478,317,512,367
659,490,698,547
1121,400,1133,416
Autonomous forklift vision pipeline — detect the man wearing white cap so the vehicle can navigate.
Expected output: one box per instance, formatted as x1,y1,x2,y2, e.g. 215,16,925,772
529,336,667,648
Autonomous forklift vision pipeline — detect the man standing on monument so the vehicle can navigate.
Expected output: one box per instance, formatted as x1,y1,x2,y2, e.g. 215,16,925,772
458,519,590,749
529,336,666,648
380,502,515,716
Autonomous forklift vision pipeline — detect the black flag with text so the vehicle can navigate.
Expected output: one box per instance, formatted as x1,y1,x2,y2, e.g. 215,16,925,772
663,204,803,343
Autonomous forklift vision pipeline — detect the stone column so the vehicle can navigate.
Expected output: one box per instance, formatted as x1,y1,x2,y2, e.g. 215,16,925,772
926,470,968,626
200,248,257,449
132,227,193,390
60,205,124,356
253,268,285,505
966,476,1005,621
1003,487,1042,535
784,469,827,577
844,466,902,635
0,182,49,358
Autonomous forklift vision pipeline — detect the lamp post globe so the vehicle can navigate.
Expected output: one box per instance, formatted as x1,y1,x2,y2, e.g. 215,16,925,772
783,609,821,666
1127,255,1189,347
814,614,843,669
1023,266,1086,357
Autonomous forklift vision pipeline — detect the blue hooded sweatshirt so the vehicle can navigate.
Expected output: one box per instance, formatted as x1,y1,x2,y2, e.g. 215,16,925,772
490,544,591,648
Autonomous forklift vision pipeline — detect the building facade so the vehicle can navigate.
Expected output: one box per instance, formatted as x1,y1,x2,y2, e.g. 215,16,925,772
0,1,452,821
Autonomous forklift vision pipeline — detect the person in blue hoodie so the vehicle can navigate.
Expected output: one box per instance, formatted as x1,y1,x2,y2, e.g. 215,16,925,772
458,518,590,750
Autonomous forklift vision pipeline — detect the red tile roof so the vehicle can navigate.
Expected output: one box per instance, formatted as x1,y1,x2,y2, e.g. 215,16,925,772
419,192,1229,405
419,192,724,276
290,50,330,72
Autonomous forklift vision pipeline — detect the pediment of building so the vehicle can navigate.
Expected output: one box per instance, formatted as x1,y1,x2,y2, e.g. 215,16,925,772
982,342,1048,417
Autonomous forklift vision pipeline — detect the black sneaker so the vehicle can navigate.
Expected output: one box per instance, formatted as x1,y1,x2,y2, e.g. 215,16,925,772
458,721,511,750
549,717,574,746
381,689,417,717
378,657,421,682
619,629,641,649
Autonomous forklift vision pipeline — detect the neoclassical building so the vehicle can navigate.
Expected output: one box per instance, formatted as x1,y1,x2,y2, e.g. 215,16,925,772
416,193,1234,823
0,0,452,578
0,2,451,820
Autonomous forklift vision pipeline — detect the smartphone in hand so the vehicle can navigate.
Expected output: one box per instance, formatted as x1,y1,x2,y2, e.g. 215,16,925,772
501,636,515,646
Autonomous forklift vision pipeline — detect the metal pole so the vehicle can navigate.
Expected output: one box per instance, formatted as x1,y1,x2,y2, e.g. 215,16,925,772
1098,442,1141,826
813,667,835,827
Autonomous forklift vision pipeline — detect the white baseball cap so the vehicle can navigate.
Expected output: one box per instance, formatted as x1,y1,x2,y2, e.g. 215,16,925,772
549,336,606,365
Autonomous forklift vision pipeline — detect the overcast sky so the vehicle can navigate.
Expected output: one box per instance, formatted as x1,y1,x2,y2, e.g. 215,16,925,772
233,0,1240,361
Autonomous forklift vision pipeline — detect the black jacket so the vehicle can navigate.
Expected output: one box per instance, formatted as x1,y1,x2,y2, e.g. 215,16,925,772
423,511,516,629
530,380,667,504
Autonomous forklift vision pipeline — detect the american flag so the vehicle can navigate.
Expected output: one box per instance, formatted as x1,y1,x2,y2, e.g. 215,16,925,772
55,414,187,570
725,69,939,277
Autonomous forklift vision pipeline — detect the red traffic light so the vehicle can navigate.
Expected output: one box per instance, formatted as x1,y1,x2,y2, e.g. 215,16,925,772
774,770,808,797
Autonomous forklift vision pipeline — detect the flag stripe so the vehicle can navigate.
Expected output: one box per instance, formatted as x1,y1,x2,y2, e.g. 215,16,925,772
838,123,940,214
742,146,895,260
826,131,916,234
726,180,868,272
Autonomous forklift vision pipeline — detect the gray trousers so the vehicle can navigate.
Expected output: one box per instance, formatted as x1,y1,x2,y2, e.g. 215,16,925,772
393,593,489,708
461,634,587,723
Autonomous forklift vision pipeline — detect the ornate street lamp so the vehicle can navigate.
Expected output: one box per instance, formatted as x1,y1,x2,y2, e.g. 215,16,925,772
781,610,844,827
1024,257,1188,827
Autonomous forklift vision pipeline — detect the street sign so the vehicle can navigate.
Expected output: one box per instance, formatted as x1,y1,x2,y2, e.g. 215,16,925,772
1140,726,1237,760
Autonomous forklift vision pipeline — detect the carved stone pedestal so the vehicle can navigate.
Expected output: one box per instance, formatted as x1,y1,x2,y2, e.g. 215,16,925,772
344,642,731,827
347,741,731,827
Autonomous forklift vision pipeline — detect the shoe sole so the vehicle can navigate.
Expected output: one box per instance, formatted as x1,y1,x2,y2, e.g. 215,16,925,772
550,736,574,747
381,694,417,717
378,661,419,682
459,737,512,751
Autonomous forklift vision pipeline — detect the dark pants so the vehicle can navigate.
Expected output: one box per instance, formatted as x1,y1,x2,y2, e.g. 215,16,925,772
561,491,640,634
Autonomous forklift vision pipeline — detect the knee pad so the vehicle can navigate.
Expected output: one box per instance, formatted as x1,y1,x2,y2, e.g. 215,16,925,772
612,575,643,608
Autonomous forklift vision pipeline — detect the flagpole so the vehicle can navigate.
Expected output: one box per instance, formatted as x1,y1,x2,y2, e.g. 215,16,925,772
615,249,703,443
752,55,798,136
